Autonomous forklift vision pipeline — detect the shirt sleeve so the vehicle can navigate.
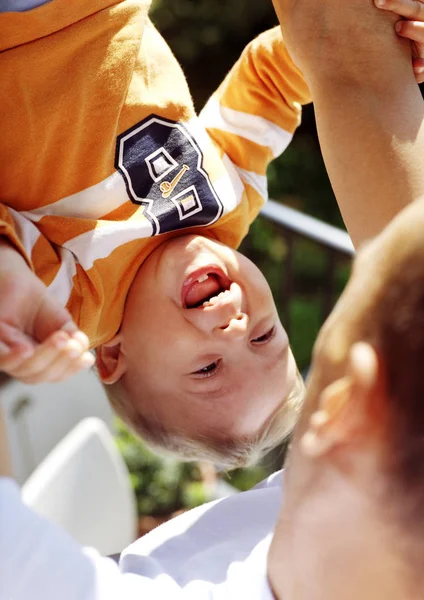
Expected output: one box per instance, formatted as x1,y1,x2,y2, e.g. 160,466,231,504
0,203,33,268
200,26,312,222
0,478,275,600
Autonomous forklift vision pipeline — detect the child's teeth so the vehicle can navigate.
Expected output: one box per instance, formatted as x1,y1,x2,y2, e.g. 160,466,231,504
202,289,231,307
197,274,209,283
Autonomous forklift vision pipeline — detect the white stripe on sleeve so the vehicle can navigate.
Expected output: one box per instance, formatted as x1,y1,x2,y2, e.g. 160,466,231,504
47,217,154,308
200,97,293,158
62,218,153,272
20,172,129,223
9,208,41,257
234,166,268,201
47,247,77,307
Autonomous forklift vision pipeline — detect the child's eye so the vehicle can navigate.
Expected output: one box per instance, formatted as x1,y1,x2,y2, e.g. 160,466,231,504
192,359,222,378
251,325,276,345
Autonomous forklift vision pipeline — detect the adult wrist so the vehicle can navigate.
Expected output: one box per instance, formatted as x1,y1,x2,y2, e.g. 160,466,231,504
305,50,411,98
276,6,410,94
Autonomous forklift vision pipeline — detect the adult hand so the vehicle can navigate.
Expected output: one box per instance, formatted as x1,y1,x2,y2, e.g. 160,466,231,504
0,238,94,384
375,0,424,83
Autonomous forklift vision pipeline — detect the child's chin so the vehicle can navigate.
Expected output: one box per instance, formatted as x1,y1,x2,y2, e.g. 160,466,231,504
162,234,212,261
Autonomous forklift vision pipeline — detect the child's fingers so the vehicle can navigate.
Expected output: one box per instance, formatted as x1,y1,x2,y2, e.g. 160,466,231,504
0,343,34,373
46,352,95,384
375,0,424,20
69,329,90,353
7,333,90,383
0,321,34,352
0,320,93,383
12,337,84,380
14,348,94,384
0,323,35,372
30,341,91,383
8,331,73,380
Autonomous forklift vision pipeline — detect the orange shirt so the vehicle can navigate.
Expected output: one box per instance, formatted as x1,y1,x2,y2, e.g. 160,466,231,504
0,0,311,347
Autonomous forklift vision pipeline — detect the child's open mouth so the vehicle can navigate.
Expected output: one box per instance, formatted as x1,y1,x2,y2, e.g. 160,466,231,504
181,266,232,309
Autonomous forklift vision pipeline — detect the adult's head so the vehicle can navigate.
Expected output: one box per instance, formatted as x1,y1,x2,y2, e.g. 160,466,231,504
269,198,424,600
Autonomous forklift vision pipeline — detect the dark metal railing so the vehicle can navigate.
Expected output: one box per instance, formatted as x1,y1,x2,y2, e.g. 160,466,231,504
261,201,354,255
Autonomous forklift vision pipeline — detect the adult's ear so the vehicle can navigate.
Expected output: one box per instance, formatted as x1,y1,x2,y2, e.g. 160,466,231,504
301,342,382,457
96,333,127,384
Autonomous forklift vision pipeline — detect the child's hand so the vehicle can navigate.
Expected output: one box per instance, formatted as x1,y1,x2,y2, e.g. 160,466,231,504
375,0,424,83
0,238,94,384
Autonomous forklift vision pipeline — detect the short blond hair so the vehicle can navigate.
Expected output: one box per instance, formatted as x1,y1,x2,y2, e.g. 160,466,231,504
104,369,305,468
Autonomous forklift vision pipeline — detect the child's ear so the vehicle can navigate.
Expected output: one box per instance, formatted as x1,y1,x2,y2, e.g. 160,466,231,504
96,333,127,384
301,342,381,457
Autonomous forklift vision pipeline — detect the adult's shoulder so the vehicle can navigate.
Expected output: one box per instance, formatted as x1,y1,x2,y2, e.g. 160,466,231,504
120,470,283,590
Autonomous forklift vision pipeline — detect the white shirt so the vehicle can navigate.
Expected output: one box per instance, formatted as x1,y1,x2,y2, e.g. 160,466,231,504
0,472,282,599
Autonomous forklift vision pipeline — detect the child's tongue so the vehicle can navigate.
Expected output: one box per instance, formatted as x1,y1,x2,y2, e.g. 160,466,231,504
185,275,221,308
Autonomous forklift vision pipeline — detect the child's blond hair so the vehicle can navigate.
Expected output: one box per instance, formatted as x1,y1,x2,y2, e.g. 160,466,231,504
105,370,305,468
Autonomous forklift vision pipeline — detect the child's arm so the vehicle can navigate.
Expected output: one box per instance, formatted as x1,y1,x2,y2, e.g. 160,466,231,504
271,0,424,247
0,232,94,384
200,27,311,225
375,0,424,82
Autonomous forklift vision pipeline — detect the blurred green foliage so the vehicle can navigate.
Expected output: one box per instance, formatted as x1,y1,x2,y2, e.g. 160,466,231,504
115,0,353,518
150,0,278,108
115,420,207,516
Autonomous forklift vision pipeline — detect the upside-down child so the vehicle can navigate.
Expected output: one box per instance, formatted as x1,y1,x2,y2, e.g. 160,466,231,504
0,1,309,468
0,0,422,467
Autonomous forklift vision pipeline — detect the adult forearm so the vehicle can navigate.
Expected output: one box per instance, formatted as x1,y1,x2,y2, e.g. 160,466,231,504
311,75,424,246
272,0,424,247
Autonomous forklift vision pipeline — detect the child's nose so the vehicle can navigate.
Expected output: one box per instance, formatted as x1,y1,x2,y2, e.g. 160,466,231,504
215,312,248,337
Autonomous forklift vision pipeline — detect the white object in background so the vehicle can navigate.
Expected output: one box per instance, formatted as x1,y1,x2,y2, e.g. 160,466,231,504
0,368,113,484
22,417,137,556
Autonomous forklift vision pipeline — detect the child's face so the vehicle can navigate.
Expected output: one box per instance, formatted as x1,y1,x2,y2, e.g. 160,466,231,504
116,235,297,440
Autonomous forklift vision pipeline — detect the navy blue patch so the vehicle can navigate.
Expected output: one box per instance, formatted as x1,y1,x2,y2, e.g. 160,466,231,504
115,115,223,235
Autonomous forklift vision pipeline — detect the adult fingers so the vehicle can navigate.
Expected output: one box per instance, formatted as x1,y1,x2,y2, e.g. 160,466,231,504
413,56,424,82
375,0,424,21
395,19,424,42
